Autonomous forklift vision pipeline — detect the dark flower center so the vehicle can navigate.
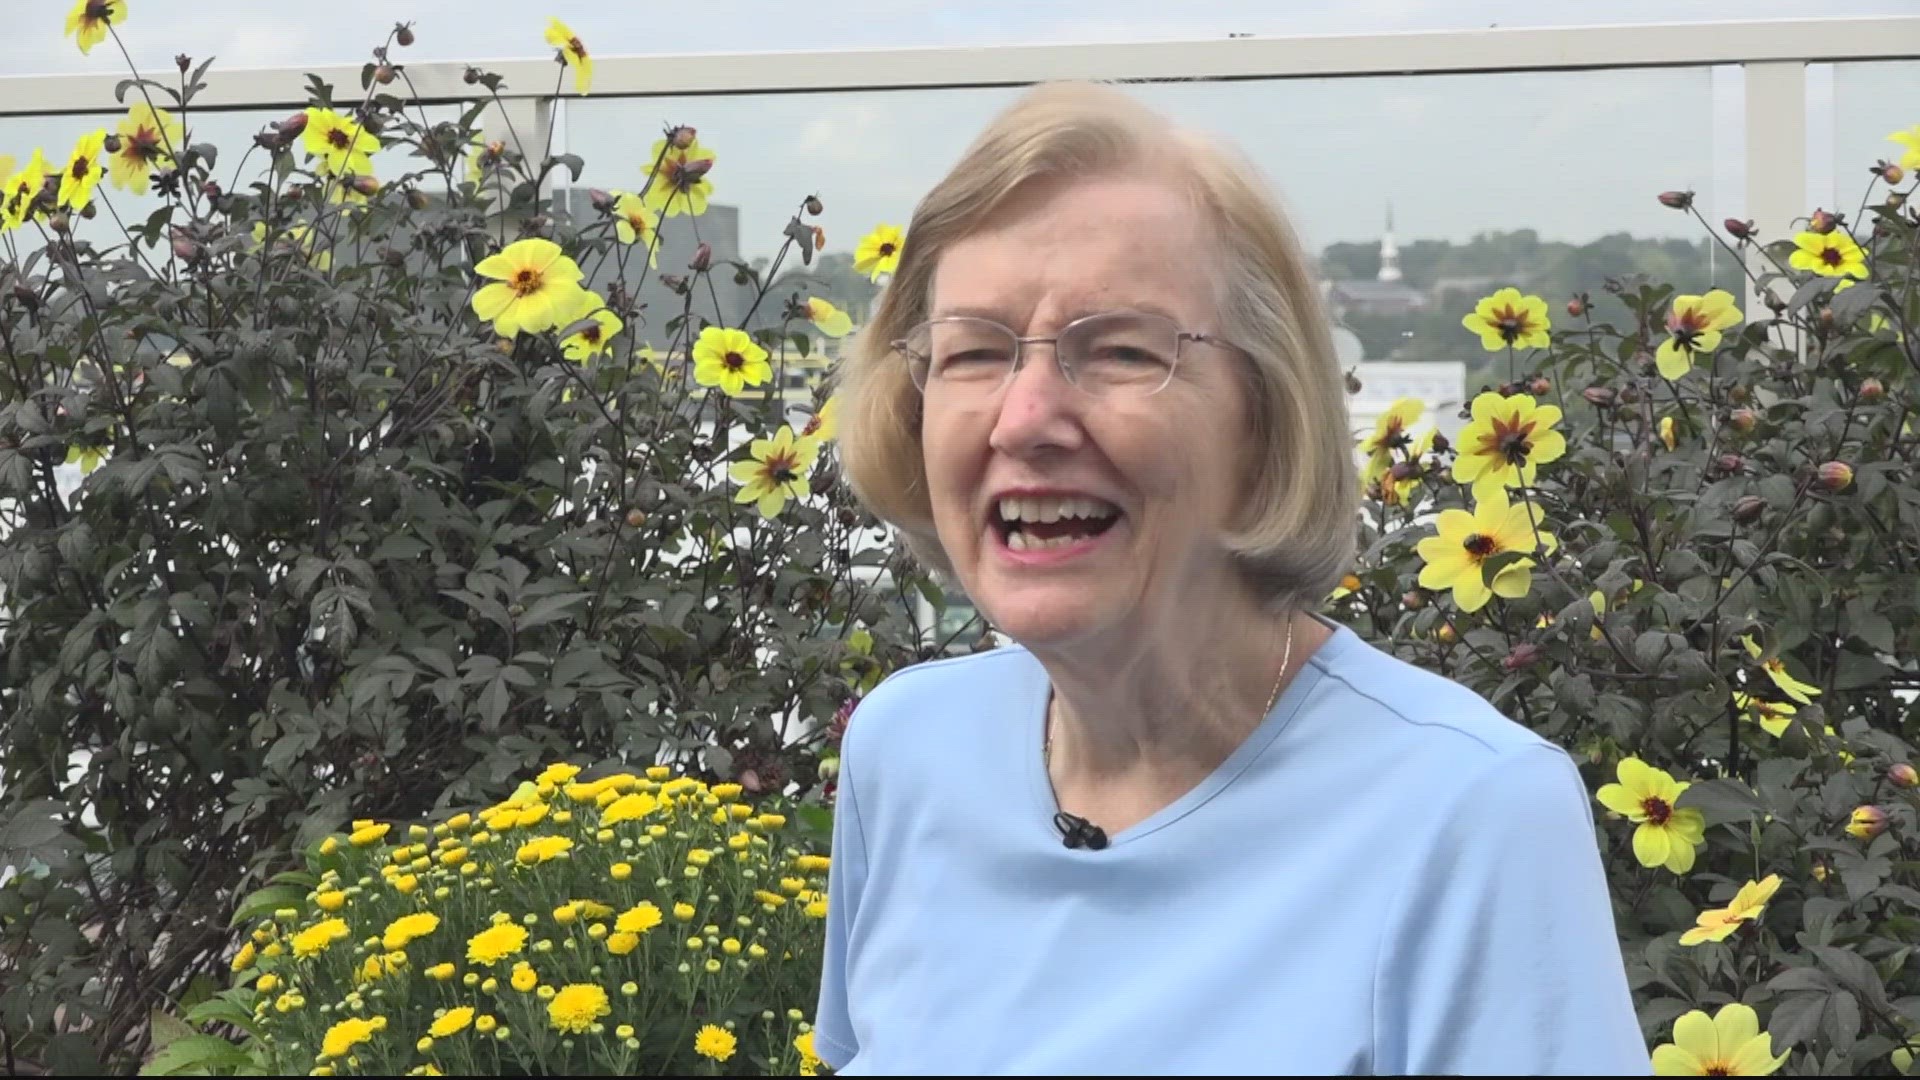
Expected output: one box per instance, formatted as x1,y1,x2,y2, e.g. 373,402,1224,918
879,243,897,257
327,128,352,150
767,452,799,484
70,158,91,180
1492,304,1534,343
1821,247,1843,266
569,37,587,58
511,268,543,297
723,351,744,371
1463,534,1497,558
1641,797,1672,825
86,1,115,21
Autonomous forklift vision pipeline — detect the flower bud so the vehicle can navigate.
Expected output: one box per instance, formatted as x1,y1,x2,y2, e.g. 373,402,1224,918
1344,370,1363,395
170,230,201,262
1728,407,1757,432
350,174,379,197
669,125,697,149
804,195,824,216
680,158,714,182
1566,295,1587,318
625,509,646,529
201,179,222,200
1388,460,1419,483
1435,623,1457,644
1715,453,1745,475
689,243,712,272
1809,208,1838,234
176,53,192,74
463,66,481,85
1859,377,1885,403
1529,377,1551,396
1817,460,1853,492
396,23,415,46
1619,384,1644,405
1581,386,1616,407
47,211,70,235
1401,590,1425,610
1763,290,1786,314
1732,495,1766,524
1724,218,1754,240
1889,763,1919,789
102,133,122,154
1847,805,1889,840
374,64,397,85
1819,306,1835,330
588,188,615,213
407,189,429,211
1429,432,1449,454
1657,191,1694,210
818,757,839,782
1882,162,1905,185
1501,643,1543,672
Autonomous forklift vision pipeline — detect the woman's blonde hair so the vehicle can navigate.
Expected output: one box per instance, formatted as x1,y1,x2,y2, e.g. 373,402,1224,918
832,79,1357,613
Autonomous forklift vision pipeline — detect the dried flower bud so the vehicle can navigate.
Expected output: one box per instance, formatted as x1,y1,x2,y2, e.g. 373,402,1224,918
101,133,122,155
1809,208,1838,234
199,179,222,201
169,230,202,262
1657,190,1693,210
1501,643,1543,672
1580,386,1616,408
1818,306,1835,330
1344,370,1363,395
1889,763,1919,789
660,274,688,295
669,125,697,149
804,195,824,216
1529,377,1551,396
1817,460,1853,492
395,23,416,47
1619,383,1645,405
374,64,397,86
680,158,713,182
581,189,613,214
1724,218,1754,240
625,509,646,529
1401,590,1425,611
1731,495,1766,524
689,243,712,272
176,53,192,74
1715,453,1745,474
406,189,429,212
1847,805,1889,840
349,174,380,197
1388,460,1419,483
1728,408,1757,433
47,211,70,235
463,66,481,85
1763,290,1786,314
1566,295,1586,318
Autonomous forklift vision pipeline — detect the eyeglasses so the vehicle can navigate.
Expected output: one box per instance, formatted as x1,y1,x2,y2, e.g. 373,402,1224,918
891,310,1246,400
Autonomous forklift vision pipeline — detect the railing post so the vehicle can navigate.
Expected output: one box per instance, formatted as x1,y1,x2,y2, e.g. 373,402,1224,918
1742,60,1807,322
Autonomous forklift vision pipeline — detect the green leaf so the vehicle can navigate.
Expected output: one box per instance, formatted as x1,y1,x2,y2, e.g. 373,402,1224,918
228,884,307,929
139,1033,255,1076
1769,990,1828,1049
149,1008,198,1051
1816,944,1893,1011
1677,778,1765,826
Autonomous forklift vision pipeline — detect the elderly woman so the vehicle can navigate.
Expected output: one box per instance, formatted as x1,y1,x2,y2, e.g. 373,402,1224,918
813,80,1649,1075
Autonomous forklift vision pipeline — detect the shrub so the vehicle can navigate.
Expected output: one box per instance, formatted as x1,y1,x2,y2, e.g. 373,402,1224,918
145,761,830,1076
0,13,959,1074
1331,144,1920,1074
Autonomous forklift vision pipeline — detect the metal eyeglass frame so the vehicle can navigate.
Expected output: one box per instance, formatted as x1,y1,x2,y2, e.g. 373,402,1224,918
891,309,1250,398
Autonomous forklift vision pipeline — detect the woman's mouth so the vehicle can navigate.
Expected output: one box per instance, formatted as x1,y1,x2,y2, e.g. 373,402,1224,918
991,495,1122,557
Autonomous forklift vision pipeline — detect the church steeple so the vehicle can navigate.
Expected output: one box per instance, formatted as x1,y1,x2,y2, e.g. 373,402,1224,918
1378,201,1402,283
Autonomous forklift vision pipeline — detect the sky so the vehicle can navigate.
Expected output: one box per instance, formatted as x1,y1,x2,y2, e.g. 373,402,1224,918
1,1,1915,260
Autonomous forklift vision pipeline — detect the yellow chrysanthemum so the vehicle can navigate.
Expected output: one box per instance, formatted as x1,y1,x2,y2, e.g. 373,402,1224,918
1891,125,1920,171
1461,287,1551,351
1680,874,1781,946
691,326,772,395
108,103,180,193
853,224,905,282
510,962,538,992
797,395,838,447
291,917,351,958
1360,397,1424,484
320,1016,378,1061
56,130,108,213
602,792,658,825
544,18,593,96
382,912,440,951
465,922,528,966
1651,1002,1788,1076
231,940,257,973
560,293,623,363
1413,487,1556,613
548,984,610,1035
64,0,126,55
428,1006,474,1038
1595,757,1706,874
1658,416,1677,451
642,139,716,218
471,238,589,339
515,834,573,864
610,193,659,263
1740,635,1822,704
1733,692,1797,738
804,297,853,338
1655,290,1743,380
302,108,380,179
1788,229,1867,280
729,425,820,519
797,1030,822,1074
1451,391,1567,499
349,822,390,847
2,150,50,231
694,1024,737,1062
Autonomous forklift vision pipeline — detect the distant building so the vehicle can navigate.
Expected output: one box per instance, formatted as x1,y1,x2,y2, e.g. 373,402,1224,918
1324,205,1430,321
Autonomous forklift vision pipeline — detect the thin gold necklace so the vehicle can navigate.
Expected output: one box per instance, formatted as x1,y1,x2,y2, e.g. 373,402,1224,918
1045,616,1297,765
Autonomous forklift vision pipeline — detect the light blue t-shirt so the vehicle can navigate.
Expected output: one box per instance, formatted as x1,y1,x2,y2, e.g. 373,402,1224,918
814,618,1652,1075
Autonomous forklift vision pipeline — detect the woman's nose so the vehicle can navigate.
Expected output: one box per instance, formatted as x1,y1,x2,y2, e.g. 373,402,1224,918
987,342,1085,455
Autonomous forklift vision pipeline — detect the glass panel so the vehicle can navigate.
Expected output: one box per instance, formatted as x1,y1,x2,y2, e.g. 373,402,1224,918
565,65,1733,451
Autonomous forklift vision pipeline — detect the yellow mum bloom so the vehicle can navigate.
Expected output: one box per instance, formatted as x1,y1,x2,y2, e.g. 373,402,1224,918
642,139,716,218
320,1016,378,1060
56,130,108,213
291,918,351,958
64,0,126,55
804,297,853,338
602,792,658,825
466,922,529,966
560,294,623,363
1788,229,1867,280
1740,635,1821,704
692,326,772,395
314,889,347,912
1651,1002,1788,1075
515,834,573,865
611,194,659,262
231,940,257,973
1462,287,1551,351
1680,874,1781,946
472,238,589,339
302,108,380,178
1733,692,1797,738
729,425,820,519
804,898,829,919
694,1024,738,1062
796,397,838,450
754,889,788,908
544,17,593,95
672,902,696,922
349,822,390,847
548,984,610,1034
1359,397,1424,485
794,855,831,873
2,151,50,231
426,962,456,981
108,103,180,194
255,973,279,993
428,1006,474,1038
1595,757,1706,874
607,932,640,955
853,224,905,282
616,902,663,935
536,762,581,786
1890,125,1920,170
1413,487,1555,613
1451,392,1566,500
382,912,440,951
510,963,538,992
1655,290,1742,380
610,862,632,881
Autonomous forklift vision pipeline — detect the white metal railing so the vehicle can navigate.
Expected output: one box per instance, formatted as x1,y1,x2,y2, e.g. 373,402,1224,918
1,16,1917,311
